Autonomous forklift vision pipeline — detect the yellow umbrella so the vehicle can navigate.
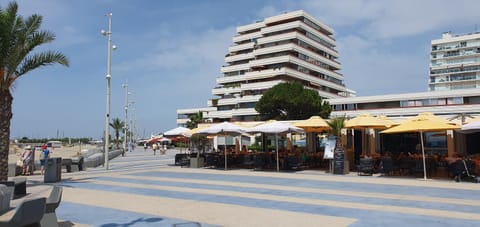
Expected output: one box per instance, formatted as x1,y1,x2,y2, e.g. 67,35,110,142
345,114,396,155
345,113,395,129
293,116,330,132
381,112,460,180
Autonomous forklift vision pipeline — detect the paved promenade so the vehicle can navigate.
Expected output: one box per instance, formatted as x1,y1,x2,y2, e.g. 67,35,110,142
22,148,480,226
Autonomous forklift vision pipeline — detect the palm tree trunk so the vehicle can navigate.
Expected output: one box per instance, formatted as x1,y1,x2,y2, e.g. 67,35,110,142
0,89,13,181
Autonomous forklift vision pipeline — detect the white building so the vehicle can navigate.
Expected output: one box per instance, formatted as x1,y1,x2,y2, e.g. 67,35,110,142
177,10,353,125
329,88,480,121
430,31,480,91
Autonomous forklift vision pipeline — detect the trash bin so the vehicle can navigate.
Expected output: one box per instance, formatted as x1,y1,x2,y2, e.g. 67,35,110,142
44,157,62,183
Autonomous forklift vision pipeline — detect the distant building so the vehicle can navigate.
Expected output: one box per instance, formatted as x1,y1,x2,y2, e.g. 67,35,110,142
429,31,480,91
177,10,354,125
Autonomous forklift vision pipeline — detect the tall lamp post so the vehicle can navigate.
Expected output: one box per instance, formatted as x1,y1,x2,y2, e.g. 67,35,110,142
102,13,113,170
122,81,129,154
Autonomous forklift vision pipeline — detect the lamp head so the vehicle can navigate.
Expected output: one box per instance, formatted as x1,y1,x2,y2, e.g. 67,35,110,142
112,45,117,50
101,29,107,36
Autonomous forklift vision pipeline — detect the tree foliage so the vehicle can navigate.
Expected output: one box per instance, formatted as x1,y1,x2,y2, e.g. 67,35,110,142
255,81,332,121
109,118,124,148
0,1,69,181
186,111,203,129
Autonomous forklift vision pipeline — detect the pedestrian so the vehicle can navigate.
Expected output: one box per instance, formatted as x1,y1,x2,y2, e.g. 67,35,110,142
21,145,33,175
40,144,51,175
144,143,148,152
152,143,158,155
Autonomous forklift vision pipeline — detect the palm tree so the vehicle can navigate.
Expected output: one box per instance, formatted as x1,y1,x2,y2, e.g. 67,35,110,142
186,111,204,129
0,2,69,181
109,118,124,149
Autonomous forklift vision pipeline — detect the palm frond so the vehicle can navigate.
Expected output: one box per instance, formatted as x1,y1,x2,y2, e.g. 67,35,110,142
17,51,69,76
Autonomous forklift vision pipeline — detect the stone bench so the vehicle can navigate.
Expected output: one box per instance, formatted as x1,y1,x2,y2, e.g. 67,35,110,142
40,186,62,227
0,178,26,199
0,197,46,227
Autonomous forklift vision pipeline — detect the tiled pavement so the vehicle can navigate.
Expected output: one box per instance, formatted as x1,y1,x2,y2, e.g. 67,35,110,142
24,148,480,226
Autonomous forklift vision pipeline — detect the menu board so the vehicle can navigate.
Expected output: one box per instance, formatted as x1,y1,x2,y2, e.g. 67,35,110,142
333,147,345,174
323,137,336,159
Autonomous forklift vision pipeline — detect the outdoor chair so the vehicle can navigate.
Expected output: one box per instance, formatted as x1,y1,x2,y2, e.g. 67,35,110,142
0,197,46,227
380,157,397,176
357,158,374,176
40,185,63,227
254,155,265,170
242,155,255,168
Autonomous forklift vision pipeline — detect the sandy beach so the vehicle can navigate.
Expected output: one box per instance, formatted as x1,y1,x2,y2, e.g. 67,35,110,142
8,143,100,165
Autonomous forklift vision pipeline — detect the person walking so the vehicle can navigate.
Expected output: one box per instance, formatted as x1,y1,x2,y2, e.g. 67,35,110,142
40,144,51,175
144,143,148,152
21,145,33,175
152,143,158,155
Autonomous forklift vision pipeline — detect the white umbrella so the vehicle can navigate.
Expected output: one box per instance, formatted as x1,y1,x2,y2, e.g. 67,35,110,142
461,120,480,133
198,122,247,170
164,126,191,137
246,121,304,172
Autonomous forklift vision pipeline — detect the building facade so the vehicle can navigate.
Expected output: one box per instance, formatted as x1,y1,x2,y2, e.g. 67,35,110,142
430,32,480,91
177,10,353,125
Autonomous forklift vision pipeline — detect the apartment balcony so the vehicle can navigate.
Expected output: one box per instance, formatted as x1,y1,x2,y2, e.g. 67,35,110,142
221,62,251,73
283,67,347,94
257,32,339,58
254,43,341,70
225,53,254,63
176,118,189,125
237,21,265,34
261,20,336,47
204,109,234,119
240,80,283,91
216,95,262,106
232,108,258,116
216,74,246,84
228,42,255,53
211,86,242,96
244,68,285,81
233,31,262,44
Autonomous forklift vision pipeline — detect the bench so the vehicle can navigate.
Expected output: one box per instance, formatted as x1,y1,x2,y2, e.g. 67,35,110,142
0,197,46,227
40,186,62,227
71,157,85,172
62,159,73,172
0,178,26,199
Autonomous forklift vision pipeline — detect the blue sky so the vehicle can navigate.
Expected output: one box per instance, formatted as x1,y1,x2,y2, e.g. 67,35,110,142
5,0,480,139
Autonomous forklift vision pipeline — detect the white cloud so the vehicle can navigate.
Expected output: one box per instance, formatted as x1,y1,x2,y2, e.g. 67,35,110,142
301,0,480,39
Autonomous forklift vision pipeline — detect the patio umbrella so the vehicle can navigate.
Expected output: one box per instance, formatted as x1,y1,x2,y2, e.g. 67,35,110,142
197,122,247,170
345,114,396,155
246,121,304,172
164,126,192,137
461,120,480,133
381,112,460,180
293,116,330,132
294,116,330,152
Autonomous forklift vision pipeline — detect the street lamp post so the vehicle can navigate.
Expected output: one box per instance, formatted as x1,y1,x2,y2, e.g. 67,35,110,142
122,81,129,154
102,13,113,170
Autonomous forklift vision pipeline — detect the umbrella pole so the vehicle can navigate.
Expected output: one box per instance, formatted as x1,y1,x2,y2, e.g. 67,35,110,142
276,133,279,172
420,131,427,181
224,134,227,171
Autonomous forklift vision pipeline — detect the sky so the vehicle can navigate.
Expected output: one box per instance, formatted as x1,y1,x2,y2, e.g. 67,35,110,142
4,0,480,139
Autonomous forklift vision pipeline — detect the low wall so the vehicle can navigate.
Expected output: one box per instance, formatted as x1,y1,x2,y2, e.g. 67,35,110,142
83,149,123,168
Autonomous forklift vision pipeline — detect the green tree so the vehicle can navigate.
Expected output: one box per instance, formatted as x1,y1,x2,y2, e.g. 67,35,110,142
186,111,203,129
0,2,69,181
327,116,346,151
109,118,124,149
255,81,331,121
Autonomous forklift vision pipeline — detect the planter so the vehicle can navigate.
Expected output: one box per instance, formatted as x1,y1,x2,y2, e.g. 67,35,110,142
190,157,204,168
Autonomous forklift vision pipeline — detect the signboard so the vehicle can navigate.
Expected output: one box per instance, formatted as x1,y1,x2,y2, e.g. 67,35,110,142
333,147,345,174
323,137,336,159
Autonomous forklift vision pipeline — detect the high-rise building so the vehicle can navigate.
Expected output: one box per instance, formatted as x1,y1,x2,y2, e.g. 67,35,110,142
429,31,480,91
177,10,353,125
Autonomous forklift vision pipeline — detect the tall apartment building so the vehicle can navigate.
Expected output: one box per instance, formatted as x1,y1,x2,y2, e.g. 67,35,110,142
177,10,352,125
430,31,480,91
